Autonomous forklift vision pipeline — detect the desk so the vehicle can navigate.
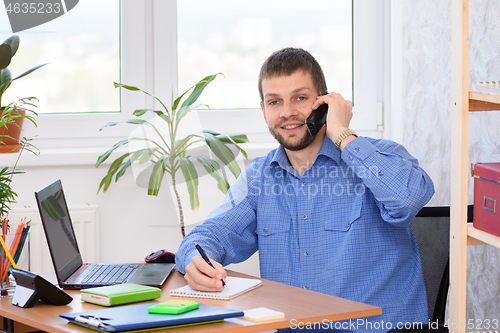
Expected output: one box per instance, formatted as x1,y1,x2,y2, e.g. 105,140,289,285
0,269,381,333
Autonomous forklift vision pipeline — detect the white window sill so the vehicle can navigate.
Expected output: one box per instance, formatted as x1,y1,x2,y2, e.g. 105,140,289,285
3,127,382,169
3,142,280,168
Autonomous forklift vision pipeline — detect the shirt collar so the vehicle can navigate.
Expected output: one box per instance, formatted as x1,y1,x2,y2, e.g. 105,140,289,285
269,135,342,170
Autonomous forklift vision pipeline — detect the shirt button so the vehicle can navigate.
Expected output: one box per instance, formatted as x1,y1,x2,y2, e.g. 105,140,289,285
263,228,268,233
302,214,307,220
354,148,359,153
303,285,309,290
304,252,309,256
349,156,353,160
378,171,384,176
301,181,306,187
345,223,350,229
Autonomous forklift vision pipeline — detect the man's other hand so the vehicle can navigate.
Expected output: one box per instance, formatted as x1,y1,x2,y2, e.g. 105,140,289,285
184,256,227,292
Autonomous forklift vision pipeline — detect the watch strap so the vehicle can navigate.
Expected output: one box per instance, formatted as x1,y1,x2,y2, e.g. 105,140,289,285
334,129,357,149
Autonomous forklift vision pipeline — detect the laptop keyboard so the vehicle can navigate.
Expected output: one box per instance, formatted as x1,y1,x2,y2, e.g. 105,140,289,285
81,264,140,285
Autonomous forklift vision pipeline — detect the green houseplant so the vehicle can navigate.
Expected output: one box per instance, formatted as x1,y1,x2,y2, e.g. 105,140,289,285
0,98,39,225
0,35,47,152
96,74,249,237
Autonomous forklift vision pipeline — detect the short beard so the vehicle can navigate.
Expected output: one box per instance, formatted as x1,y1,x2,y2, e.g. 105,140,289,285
268,125,316,151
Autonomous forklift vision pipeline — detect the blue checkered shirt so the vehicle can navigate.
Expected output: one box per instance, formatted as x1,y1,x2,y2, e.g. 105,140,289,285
176,136,435,332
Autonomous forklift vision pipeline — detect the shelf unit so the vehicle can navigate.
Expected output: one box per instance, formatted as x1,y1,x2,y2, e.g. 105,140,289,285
450,0,500,332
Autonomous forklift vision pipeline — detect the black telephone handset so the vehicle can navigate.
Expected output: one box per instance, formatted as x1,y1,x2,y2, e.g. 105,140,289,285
305,103,328,137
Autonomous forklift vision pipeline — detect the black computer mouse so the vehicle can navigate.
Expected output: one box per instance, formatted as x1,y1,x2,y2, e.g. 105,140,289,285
145,249,176,263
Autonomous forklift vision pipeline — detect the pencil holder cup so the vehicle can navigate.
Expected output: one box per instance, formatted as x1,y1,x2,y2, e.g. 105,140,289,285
0,230,30,297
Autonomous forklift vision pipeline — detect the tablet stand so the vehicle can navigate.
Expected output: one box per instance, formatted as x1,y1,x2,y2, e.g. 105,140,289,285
11,268,73,308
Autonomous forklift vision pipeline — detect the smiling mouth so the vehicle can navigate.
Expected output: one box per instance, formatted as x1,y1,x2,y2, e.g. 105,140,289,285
282,124,303,130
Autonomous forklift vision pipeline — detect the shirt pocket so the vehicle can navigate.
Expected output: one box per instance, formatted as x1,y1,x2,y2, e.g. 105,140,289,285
256,218,291,237
324,197,362,232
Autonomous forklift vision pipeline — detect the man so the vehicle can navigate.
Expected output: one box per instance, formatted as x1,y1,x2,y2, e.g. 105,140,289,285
175,48,434,331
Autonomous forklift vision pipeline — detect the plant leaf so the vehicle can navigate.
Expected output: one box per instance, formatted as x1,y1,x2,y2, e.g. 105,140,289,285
199,132,241,178
202,130,249,159
180,73,222,109
95,138,147,167
133,108,171,124
12,63,48,81
139,149,157,165
148,155,169,196
113,82,140,91
99,118,148,130
172,87,191,111
176,103,207,123
116,148,154,181
194,155,229,194
97,152,131,193
0,68,12,94
114,82,171,117
0,43,12,70
132,109,152,117
3,35,19,57
179,157,200,211
204,130,249,144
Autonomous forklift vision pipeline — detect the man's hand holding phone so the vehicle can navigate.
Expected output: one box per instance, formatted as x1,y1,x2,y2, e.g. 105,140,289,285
308,92,355,149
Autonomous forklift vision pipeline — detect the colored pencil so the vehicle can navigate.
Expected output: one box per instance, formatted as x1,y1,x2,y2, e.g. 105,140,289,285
13,221,30,263
1,223,23,283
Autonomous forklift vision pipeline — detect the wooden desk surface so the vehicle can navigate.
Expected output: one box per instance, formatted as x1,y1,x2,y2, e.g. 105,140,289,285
0,269,382,333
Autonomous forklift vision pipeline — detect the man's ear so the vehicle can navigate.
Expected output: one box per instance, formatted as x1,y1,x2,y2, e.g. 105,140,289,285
260,102,268,124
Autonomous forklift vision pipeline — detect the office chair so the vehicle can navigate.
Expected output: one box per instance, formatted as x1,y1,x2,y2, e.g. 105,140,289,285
388,205,473,332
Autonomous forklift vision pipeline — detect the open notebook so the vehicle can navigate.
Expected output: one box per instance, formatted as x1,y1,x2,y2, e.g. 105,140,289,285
170,277,262,300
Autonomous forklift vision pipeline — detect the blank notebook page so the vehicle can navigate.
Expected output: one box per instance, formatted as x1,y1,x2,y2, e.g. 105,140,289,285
169,277,262,300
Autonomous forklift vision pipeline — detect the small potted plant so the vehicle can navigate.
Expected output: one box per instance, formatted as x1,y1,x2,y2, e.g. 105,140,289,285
0,98,39,227
96,74,249,238
0,35,47,152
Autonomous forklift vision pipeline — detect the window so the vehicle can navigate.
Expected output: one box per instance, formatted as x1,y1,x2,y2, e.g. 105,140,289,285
177,0,353,110
174,0,381,143
0,0,120,114
1,0,382,151
0,1,153,149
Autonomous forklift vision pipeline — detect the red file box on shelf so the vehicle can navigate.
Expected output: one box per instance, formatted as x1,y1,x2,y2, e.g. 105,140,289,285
472,162,500,237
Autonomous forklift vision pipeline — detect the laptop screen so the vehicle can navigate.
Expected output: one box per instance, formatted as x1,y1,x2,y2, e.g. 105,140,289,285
35,179,83,282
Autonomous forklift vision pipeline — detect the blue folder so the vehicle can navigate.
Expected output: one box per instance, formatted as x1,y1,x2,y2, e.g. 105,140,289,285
60,302,244,332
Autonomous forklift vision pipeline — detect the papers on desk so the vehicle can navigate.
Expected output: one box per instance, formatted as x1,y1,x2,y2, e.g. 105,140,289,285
169,276,262,300
60,303,244,332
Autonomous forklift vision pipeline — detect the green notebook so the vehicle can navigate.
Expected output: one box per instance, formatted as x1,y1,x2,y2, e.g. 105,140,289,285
81,283,161,306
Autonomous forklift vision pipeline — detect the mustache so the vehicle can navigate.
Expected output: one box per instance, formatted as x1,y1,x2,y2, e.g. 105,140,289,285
276,117,305,127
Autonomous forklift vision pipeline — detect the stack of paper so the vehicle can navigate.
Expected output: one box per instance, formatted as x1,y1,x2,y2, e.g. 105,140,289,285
243,307,285,322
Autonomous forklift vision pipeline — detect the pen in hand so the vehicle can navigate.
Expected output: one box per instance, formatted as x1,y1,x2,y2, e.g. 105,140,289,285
194,242,227,290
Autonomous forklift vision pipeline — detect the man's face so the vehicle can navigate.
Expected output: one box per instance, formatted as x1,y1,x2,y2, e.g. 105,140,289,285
260,70,319,151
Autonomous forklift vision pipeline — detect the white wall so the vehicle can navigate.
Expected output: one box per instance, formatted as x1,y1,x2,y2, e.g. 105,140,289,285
5,145,264,276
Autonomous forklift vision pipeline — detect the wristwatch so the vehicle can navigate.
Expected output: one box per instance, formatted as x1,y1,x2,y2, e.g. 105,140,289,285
334,129,357,149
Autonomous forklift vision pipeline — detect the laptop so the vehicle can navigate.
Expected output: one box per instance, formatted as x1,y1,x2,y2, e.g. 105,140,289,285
35,179,175,290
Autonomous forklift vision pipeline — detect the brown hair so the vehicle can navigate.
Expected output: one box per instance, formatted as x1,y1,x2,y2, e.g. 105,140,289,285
258,47,328,102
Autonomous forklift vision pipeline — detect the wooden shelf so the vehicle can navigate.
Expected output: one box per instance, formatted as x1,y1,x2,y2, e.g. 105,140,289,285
469,91,500,111
467,223,500,248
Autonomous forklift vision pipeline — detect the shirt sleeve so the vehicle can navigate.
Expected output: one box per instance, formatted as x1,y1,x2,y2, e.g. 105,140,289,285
175,166,259,274
340,136,435,226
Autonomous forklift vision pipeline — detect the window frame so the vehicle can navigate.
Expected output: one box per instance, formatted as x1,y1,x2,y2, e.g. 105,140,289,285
20,0,382,152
